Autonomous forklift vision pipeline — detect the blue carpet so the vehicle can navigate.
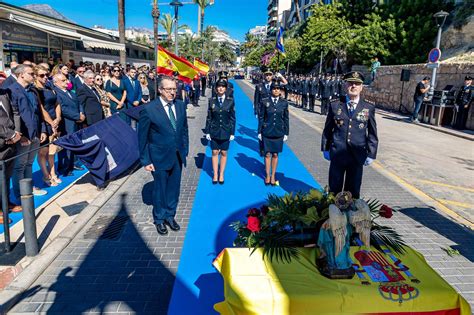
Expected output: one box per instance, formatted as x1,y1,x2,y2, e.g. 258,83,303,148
0,157,87,235
168,81,322,314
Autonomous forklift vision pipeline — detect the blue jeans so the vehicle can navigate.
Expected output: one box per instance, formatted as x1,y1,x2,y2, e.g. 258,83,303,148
412,98,423,120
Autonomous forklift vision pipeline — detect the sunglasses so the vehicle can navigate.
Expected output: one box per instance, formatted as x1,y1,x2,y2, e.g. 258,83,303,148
38,73,49,78
95,78,103,81
113,69,120,72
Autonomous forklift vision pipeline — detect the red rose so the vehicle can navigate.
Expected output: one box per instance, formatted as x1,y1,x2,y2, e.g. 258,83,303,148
379,205,393,218
247,216,261,232
247,208,261,217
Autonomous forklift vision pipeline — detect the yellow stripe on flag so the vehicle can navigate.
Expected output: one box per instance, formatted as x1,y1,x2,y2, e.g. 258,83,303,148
194,58,210,75
157,46,199,81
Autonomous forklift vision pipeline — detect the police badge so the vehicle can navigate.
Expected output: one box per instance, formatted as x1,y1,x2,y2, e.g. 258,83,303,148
211,103,215,110
336,108,342,115
266,101,271,108
359,123,364,129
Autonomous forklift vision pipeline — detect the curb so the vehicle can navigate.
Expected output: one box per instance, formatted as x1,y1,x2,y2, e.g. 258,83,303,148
0,168,136,314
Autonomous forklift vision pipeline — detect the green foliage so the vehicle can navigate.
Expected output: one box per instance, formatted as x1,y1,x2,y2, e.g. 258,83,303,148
452,1,474,29
268,37,303,70
242,43,273,67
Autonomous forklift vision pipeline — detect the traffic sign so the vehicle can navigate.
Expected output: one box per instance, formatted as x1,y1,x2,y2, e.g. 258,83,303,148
426,62,439,69
428,48,441,63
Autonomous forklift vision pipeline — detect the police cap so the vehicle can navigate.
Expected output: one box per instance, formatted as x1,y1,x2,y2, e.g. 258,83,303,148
215,79,228,88
343,71,365,84
270,80,284,90
465,75,473,81
263,70,273,76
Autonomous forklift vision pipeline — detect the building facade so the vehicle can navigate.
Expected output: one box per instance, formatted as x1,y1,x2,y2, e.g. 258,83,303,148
248,25,267,41
267,0,292,39
0,3,154,71
212,28,240,53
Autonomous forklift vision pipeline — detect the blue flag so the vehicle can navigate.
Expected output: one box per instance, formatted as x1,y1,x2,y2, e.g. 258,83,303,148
55,115,139,186
275,26,286,56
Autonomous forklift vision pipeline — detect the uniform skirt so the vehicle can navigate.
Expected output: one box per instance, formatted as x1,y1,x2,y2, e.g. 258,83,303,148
262,136,284,153
210,138,230,151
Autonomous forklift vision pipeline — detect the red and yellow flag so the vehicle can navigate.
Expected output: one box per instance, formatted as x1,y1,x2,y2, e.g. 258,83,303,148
156,45,199,83
193,58,210,75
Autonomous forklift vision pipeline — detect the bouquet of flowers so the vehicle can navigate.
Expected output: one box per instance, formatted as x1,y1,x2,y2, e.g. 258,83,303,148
231,188,404,264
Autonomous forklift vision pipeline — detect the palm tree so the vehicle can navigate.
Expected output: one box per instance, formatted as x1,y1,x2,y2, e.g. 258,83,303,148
217,42,236,68
159,13,189,50
118,0,126,64
179,34,199,60
194,0,210,36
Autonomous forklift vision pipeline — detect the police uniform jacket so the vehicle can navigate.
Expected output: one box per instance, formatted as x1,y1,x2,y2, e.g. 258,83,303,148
254,82,272,115
456,85,472,107
302,79,310,95
319,80,332,99
258,97,289,138
321,98,378,165
204,96,236,140
310,79,319,95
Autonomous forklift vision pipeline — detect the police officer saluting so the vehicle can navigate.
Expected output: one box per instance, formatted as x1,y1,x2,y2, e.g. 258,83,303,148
321,71,378,198
258,80,289,186
254,70,273,117
205,79,236,184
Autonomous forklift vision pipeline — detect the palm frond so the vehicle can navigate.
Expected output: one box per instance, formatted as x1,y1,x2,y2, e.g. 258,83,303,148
251,230,300,264
370,224,406,254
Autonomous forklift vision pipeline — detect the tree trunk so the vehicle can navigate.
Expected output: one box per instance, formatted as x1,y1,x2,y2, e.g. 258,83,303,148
197,6,202,36
118,0,126,65
294,0,301,23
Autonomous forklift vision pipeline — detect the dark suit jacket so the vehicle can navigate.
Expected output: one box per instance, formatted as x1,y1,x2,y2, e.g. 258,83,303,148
319,80,333,99
204,96,236,140
8,82,42,140
321,98,378,165
253,82,272,116
55,87,81,134
138,98,189,171
122,76,142,106
73,76,84,91
258,97,289,138
76,85,104,126
2,74,17,89
0,89,20,159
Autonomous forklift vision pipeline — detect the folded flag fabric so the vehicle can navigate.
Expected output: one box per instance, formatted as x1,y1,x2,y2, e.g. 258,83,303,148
55,115,139,186
193,58,210,75
213,247,471,315
157,45,199,84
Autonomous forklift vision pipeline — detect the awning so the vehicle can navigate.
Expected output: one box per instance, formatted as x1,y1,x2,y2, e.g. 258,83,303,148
9,14,125,51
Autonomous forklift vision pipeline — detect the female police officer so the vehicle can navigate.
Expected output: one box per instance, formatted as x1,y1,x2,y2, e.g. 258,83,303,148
205,79,236,184
258,80,289,186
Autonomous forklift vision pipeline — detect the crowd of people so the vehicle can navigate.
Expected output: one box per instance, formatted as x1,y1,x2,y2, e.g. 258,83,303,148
0,58,212,224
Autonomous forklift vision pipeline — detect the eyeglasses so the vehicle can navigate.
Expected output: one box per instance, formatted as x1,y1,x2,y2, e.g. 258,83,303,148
113,69,120,72
38,73,49,78
95,78,103,81
161,88,177,92
77,71,85,73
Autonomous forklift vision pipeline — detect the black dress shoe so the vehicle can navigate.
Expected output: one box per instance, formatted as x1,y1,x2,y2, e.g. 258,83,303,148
219,180,224,185
155,223,168,235
165,219,180,231
212,179,218,185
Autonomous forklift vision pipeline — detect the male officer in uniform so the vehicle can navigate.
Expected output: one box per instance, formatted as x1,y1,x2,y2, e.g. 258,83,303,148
254,70,273,117
309,75,318,112
454,75,472,130
321,71,378,199
319,74,332,115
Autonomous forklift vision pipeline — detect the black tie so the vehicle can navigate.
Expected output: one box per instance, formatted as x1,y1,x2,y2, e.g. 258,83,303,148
219,97,223,106
348,101,356,116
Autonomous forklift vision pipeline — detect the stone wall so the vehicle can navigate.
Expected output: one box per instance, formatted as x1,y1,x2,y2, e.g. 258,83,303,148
362,63,474,129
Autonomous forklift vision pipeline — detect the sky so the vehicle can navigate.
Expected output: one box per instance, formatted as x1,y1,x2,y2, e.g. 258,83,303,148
5,0,268,41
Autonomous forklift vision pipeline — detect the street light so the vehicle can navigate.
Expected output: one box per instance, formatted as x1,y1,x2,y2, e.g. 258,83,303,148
170,0,183,55
429,10,449,97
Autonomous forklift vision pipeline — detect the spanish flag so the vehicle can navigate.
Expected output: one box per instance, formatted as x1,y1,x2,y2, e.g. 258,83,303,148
193,58,210,75
157,45,199,83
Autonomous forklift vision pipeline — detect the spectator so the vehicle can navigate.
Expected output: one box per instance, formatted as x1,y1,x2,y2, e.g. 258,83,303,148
94,74,111,118
32,65,62,187
102,66,111,83
95,63,101,73
77,70,104,126
3,61,19,88
371,57,381,83
47,57,55,69
54,74,84,176
0,88,23,220
138,73,150,104
105,66,127,120
68,59,76,70
122,67,142,127
411,76,430,123
8,64,48,198
73,66,85,91
147,70,157,100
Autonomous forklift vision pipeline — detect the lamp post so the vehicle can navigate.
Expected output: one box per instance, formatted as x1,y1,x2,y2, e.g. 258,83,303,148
152,0,160,69
170,0,183,55
429,10,449,97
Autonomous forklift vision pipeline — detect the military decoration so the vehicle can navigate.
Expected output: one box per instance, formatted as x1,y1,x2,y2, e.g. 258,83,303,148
211,103,215,110
357,109,370,122
266,101,271,108
337,108,342,115
359,123,365,129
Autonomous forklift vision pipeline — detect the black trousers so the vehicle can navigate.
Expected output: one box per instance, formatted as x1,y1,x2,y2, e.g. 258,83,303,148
309,95,315,111
329,155,364,199
321,98,330,115
151,153,183,225
0,158,14,207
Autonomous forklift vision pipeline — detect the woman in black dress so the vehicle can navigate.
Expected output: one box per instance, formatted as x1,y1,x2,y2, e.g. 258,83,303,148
204,79,236,184
258,80,289,186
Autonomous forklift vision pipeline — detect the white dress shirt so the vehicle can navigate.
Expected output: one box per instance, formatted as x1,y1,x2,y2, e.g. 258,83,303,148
160,97,176,119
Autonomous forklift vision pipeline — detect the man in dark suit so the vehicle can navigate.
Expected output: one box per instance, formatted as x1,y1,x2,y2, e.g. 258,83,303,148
72,66,85,91
321,71,378,199
123,67,142,127
77,70,104,127
2,63,18,89
8,64,48,199
147,70,157,101
138,75,189,235
0,88,23,219
54,73,85,176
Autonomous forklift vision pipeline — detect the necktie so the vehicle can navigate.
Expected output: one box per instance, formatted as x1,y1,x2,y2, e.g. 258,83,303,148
348,101,356,116
266,84,270,91
273,98,278,106
167,103,177,131
219,97,223,106
131,78,135,88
